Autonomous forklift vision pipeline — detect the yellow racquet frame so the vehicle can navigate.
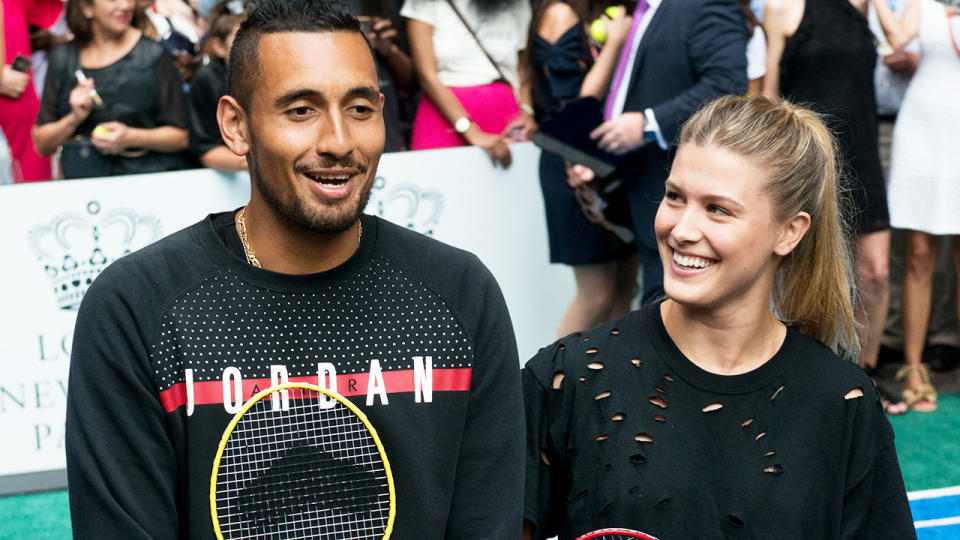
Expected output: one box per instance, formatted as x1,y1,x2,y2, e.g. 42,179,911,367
209,382,396,539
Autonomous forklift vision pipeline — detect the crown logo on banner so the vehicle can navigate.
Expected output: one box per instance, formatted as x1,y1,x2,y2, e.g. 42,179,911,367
374,179,444,237
29,201,163,310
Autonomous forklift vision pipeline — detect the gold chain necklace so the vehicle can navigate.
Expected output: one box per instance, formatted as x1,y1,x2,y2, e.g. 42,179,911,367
236,206,362,269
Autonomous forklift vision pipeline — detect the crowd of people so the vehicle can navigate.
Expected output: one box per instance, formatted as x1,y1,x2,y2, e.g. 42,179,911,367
9,0,954,409
2,0,958,536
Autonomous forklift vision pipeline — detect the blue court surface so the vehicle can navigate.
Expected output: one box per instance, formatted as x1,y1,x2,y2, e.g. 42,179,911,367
912,486,960,539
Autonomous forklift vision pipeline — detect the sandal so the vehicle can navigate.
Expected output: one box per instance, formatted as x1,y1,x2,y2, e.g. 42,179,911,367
895,363,938,412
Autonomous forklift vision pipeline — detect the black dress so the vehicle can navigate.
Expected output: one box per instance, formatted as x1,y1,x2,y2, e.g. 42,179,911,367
523,303,916,539
779,0,889,234
532,20,635,265
38,37,191,178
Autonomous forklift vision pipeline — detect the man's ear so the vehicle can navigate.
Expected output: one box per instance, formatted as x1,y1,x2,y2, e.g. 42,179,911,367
217,95,250,157
773,211,811,257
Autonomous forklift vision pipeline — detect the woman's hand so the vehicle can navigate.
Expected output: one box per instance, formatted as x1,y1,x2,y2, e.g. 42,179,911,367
90,121,130,155
567,163,596,188
0,65,30,99
68,77,96,123
465,125,512,168
602,8,633,46
368,17,399,55
502,110,538,142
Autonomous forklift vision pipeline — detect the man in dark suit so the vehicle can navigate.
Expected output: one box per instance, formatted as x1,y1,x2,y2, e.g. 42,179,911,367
572,0,748,303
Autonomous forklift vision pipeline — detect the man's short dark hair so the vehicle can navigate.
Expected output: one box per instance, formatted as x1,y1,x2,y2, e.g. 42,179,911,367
228,0,363,112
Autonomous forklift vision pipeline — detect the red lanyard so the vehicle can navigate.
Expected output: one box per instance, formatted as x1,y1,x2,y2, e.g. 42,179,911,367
948,7,960,60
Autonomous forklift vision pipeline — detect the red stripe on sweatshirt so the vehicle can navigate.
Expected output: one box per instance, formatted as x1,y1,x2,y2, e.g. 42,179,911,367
158,368,472,413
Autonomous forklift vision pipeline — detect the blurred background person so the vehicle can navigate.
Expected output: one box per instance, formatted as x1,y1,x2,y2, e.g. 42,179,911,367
185,0,244,171
741,0,765,94
871,0,960,412
135,0,202,83
345,0,416,151
33,0,190,179
764,0,891,394
1,0,60,182
567,0,748,305
403,0,536,168
867,0,920,414
528,0,639,336
27,0,69,102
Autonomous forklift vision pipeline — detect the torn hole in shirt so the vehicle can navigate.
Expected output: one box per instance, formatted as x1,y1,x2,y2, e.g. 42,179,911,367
844,387,864,400
702,402,724,413
648,396,668,409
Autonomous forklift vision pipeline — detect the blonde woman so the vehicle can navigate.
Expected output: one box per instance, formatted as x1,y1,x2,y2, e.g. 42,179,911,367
522,95,914,539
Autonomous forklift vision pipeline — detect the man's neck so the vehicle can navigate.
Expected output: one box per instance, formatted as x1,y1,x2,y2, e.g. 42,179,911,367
236,202,362,275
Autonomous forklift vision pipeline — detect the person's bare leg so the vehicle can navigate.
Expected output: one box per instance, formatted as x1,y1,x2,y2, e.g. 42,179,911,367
855,230,891,370
901,230,939,411
855,230,906,413
557,262,620,338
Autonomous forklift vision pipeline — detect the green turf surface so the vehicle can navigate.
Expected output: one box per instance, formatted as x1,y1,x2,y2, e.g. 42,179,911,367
889,392,960,492
0,490,70,540
1,395,957,538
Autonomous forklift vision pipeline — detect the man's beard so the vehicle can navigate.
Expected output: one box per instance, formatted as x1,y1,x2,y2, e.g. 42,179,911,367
248,146,372,235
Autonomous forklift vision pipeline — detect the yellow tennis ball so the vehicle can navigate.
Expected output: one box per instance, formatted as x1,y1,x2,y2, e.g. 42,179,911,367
93,125,111,136
591,6,624,44
590,18,607,44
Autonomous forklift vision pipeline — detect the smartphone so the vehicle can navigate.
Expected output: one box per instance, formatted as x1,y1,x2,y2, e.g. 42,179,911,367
11,56,31,73
357,15,374,34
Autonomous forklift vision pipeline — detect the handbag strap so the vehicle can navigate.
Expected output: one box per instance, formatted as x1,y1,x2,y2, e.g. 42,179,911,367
444,0,510,84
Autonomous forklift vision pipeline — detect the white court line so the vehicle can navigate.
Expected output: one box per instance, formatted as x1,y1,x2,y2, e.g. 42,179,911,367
909,485,960,501
915,516,960,529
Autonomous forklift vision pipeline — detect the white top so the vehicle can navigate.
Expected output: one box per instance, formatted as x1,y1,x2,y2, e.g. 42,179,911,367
746,27,767,81
401,0,531,88
886,0,960,234
868,0,919,115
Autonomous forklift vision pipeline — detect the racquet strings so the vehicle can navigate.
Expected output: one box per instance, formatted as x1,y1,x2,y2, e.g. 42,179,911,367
214,387,391,539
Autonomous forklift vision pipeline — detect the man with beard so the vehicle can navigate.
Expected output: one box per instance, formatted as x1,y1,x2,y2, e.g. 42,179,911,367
64,1,524,538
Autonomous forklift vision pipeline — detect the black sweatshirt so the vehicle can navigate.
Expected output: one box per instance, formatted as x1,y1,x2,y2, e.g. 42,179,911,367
524,303,916,539
66,212,524,539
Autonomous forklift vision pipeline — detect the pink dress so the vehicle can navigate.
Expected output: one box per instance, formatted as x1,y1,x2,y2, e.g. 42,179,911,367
0,0,61,182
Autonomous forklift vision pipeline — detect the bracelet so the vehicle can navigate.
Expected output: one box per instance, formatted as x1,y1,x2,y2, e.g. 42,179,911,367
519,103,535,116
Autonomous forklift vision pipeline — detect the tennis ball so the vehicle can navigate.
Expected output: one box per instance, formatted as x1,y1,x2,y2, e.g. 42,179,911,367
93,125,112,136
590,18,608,44
590,6,624,44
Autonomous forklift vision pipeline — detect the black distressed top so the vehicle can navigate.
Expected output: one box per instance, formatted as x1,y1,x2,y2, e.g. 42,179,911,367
523,302,916,539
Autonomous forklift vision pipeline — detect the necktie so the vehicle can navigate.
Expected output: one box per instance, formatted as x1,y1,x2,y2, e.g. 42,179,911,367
604,0,651,121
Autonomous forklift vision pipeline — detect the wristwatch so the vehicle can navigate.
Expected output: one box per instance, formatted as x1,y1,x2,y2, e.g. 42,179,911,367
454,116,472,134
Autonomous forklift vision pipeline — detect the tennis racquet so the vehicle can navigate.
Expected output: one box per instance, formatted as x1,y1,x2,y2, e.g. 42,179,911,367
576,528,660,540
210,382,396,539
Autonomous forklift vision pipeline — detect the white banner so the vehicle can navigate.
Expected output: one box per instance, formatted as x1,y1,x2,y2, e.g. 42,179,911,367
0,142,573,486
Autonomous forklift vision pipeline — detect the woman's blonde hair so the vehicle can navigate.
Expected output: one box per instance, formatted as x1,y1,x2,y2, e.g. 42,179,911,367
678,94,860,360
